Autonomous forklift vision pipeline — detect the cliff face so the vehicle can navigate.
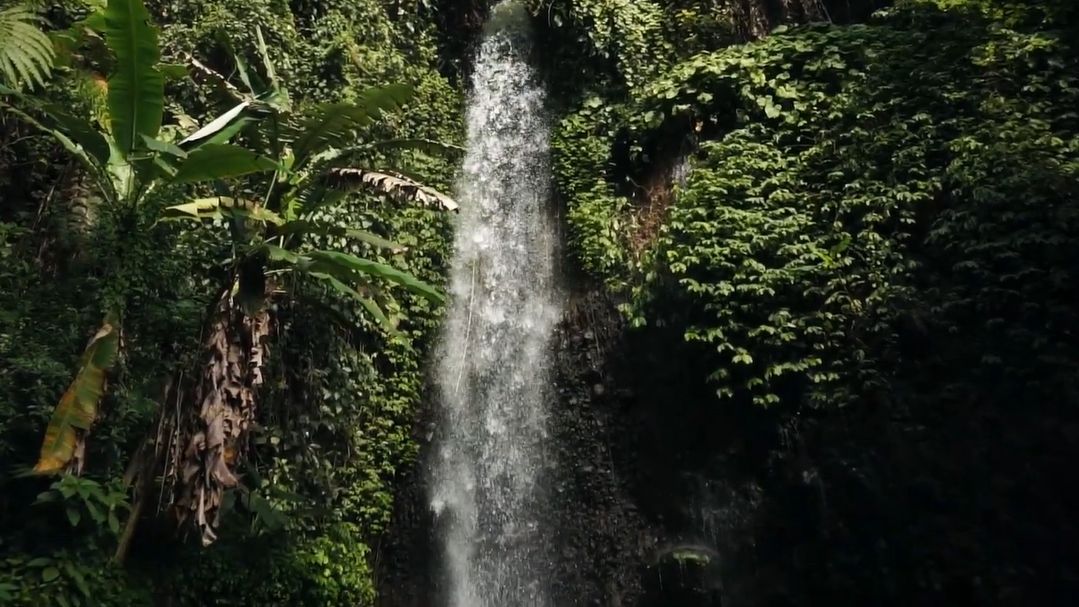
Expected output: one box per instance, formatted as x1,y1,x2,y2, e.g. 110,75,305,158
377,3,1079,606
378,287,786,607
378,278,1079,607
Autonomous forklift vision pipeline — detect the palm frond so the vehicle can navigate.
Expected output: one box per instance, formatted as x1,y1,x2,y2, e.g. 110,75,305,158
290,84,414,168
0,5,55,91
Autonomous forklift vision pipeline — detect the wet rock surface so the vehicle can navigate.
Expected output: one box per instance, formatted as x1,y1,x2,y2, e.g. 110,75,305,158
376,288,776,607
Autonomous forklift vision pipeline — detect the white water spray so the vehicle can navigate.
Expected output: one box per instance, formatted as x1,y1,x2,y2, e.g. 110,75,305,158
429,2,557,606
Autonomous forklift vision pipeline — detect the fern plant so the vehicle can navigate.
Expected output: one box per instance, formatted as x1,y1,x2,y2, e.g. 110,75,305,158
0,4,54,90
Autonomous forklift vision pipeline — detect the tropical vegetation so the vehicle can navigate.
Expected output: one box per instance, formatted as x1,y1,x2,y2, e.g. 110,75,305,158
1,0,1077,604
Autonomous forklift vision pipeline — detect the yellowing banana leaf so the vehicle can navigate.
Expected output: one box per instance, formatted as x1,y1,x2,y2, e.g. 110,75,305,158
164,197,284,225
33,316,120,475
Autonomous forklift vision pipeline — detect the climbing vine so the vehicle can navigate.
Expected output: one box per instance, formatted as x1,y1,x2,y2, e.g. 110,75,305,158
555,0,1079,410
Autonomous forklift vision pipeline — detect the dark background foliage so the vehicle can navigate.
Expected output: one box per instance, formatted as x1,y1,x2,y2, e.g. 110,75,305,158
547,0,1079,604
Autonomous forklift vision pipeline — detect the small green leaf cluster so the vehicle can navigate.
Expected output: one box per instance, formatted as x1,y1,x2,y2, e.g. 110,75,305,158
0,551,150,607
33,475,130,537
553,102,634,288
532,0,740,94
162,523,375,605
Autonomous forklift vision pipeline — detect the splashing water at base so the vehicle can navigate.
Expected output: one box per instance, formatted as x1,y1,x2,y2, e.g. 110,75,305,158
429,2,558,606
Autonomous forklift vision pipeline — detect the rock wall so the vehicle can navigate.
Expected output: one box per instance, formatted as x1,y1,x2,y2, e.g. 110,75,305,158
376,285,791,607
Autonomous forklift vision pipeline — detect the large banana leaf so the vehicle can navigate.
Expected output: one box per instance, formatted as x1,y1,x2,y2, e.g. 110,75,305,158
33,317,120,475
49,105,113,167
103,0,163,158
172,144,277,183
270,221,406,252
264,245,399,333
307,271,397,334
265,245,442,304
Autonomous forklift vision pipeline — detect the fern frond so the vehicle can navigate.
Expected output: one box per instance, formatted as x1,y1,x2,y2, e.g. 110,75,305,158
0,5,55,91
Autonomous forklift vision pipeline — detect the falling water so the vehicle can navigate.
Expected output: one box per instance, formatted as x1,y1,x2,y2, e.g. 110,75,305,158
428,2,558,606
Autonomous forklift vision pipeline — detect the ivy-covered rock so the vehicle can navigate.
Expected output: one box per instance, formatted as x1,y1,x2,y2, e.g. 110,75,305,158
556,0,1079,412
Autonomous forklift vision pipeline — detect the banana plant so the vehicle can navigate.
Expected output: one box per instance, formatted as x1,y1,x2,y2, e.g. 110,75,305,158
0,0,278,476
158,28,460,545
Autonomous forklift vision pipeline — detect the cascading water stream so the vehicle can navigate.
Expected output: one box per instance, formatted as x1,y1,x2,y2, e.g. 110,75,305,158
429,2,558,606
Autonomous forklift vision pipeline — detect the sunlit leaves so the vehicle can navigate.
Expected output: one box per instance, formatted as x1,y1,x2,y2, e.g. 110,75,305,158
0,5,55,91
171,143,277,183
102,0,164,158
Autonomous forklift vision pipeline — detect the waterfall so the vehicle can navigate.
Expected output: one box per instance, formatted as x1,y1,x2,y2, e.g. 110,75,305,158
429,2,558,606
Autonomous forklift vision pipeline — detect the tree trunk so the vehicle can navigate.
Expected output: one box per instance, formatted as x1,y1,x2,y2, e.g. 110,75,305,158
172,292,271,545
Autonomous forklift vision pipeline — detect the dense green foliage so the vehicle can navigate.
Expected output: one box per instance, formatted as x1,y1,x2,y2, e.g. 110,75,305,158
0,0,460,603
556,0,1079,413
553,0,1079,601
3,0,1078,603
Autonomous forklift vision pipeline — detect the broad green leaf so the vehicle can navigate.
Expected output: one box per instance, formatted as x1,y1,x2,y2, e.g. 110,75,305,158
304,250,443,303
33,316,120,475
64,563,90,597
25,557,51,567
263,244,301,265
103,0,163,157
272,221,406,252
140,134,186,158
308,271,397,334
171,143,276,183
47,106,112,167
254,26,277,92
179,100,252,147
